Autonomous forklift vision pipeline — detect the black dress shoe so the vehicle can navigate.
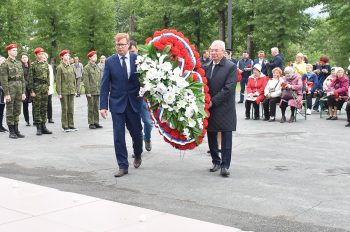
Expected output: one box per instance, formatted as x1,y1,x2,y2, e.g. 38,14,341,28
288,115,295,123
326,116,332,120
89,124,96,129
26,121,31,126
245,117,250,120
145,140,152,151
220,167,230,177
94,123,103,128
48,119,54,123
114,169,128,177
209,164,221,172
237,101,243,104
133,157,142,168
331,116,338,120
345,123,350,127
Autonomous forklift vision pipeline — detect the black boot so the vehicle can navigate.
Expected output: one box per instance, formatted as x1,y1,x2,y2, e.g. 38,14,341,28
280,115,286,123
36,123,42,136
289,114,295,123
14,124,25,138
8,125,18,139
41,123,52,134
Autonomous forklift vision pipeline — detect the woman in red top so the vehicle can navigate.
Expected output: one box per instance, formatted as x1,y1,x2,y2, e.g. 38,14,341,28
245,64,267,120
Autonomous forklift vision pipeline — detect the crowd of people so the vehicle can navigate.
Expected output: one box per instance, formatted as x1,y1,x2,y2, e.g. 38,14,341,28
201,47,350,126
1,34,350,178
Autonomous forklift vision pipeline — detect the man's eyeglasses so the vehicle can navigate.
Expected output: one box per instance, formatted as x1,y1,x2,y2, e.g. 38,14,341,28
116,43,128,48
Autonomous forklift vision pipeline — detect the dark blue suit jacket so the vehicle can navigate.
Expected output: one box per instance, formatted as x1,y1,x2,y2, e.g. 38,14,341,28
100,52,142,113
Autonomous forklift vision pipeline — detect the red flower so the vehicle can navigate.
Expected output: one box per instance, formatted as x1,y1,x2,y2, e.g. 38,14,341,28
192,74,198,82
204,85,209,93
145,37,152,44
170,130,181,139
203,118,208,127
205,94,211,103
154,31,161,37
202,77,208,85
201,129,207,137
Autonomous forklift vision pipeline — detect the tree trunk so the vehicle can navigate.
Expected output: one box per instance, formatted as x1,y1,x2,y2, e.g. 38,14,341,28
163,15,170,28
247,34,253,57
129,14,136,33
194,10,201,51
218,10,225,41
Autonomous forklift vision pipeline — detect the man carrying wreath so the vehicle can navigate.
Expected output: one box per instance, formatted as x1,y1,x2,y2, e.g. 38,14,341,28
205,40,238,177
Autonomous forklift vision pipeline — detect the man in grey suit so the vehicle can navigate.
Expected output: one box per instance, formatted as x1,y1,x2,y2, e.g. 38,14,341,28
205,40,238,177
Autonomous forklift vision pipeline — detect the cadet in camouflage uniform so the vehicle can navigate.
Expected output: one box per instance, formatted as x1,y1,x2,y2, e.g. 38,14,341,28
28,47,52,136
0,44,26,139
56,49,77,132
83,51,103,129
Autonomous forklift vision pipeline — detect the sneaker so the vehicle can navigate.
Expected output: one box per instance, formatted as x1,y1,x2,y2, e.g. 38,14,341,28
63,128,71,132
268,117,275,122
69,127,78,131
89,124,96,129
306,109,311,115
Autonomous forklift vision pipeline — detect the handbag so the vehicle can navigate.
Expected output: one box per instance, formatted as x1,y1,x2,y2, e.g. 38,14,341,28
281,89,294,100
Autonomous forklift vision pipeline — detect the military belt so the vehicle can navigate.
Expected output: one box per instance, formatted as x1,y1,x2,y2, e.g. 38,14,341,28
33,78,48,84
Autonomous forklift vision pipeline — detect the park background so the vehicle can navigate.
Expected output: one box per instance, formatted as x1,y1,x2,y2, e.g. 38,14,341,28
0,0,348,67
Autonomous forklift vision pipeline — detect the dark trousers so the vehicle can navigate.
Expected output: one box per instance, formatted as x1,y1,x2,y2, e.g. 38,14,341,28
346,101,350,122
313,91,323,110
239,78,248,102
280,101,296,116
245,99,259,119
47,94,53,120
208,131,232,169
23,101,31,123
263,97,281,119
0,104,4,126
306,93,313,109
111,101,143,170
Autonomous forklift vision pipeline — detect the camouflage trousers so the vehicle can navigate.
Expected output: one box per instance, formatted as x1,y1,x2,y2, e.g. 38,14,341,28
32,87,48,123
87,95,100,125
60,94,75,129
6,81,23,126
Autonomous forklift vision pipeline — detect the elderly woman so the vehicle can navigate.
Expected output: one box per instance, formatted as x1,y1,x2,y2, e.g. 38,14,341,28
245,64,267,120
302,64,319,115
293,53,307,77
280,67,303,123
326,68,349,120
263,67,282,121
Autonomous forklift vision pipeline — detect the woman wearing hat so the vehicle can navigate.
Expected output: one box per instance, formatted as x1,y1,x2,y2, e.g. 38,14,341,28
245,63,267,120
279,67,303,123
326,67,348,120
56,49,77,132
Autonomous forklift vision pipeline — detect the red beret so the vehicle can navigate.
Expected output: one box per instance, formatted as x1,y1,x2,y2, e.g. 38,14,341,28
34,47,45,54
6,44,17,51
87,50,97,58
59,49,70,57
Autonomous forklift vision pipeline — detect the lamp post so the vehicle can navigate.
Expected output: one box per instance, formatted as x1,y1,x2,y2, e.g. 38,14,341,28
227,0,232,50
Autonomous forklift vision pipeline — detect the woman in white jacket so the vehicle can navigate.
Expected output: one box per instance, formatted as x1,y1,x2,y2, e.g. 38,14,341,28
263,67,283,121
43,53,55,123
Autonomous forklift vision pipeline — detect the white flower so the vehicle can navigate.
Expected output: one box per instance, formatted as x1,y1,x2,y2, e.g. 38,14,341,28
183,128,191,139
163,92,176,105
188,118,196,128
176,77,189,89
139,87,146,97
155,83,167,94
179,116,184,121
145,68,158,80
185,107,194,118
197,118,203,129
160,61,173,73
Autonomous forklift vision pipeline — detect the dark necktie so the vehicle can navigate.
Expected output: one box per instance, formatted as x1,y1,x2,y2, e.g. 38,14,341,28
121,56,128,79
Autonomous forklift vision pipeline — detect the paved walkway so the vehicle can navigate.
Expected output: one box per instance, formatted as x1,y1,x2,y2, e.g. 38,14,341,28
0,176,247,232
0,94,350,231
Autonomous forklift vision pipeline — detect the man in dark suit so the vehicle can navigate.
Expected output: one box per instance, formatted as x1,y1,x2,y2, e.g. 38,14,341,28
100,33,143,177
253,50,269,76
205,40,238,177
266,47,284,78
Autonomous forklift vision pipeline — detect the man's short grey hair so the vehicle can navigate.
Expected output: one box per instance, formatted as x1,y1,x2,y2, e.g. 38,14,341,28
211,40,225,51
271,47,279,54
